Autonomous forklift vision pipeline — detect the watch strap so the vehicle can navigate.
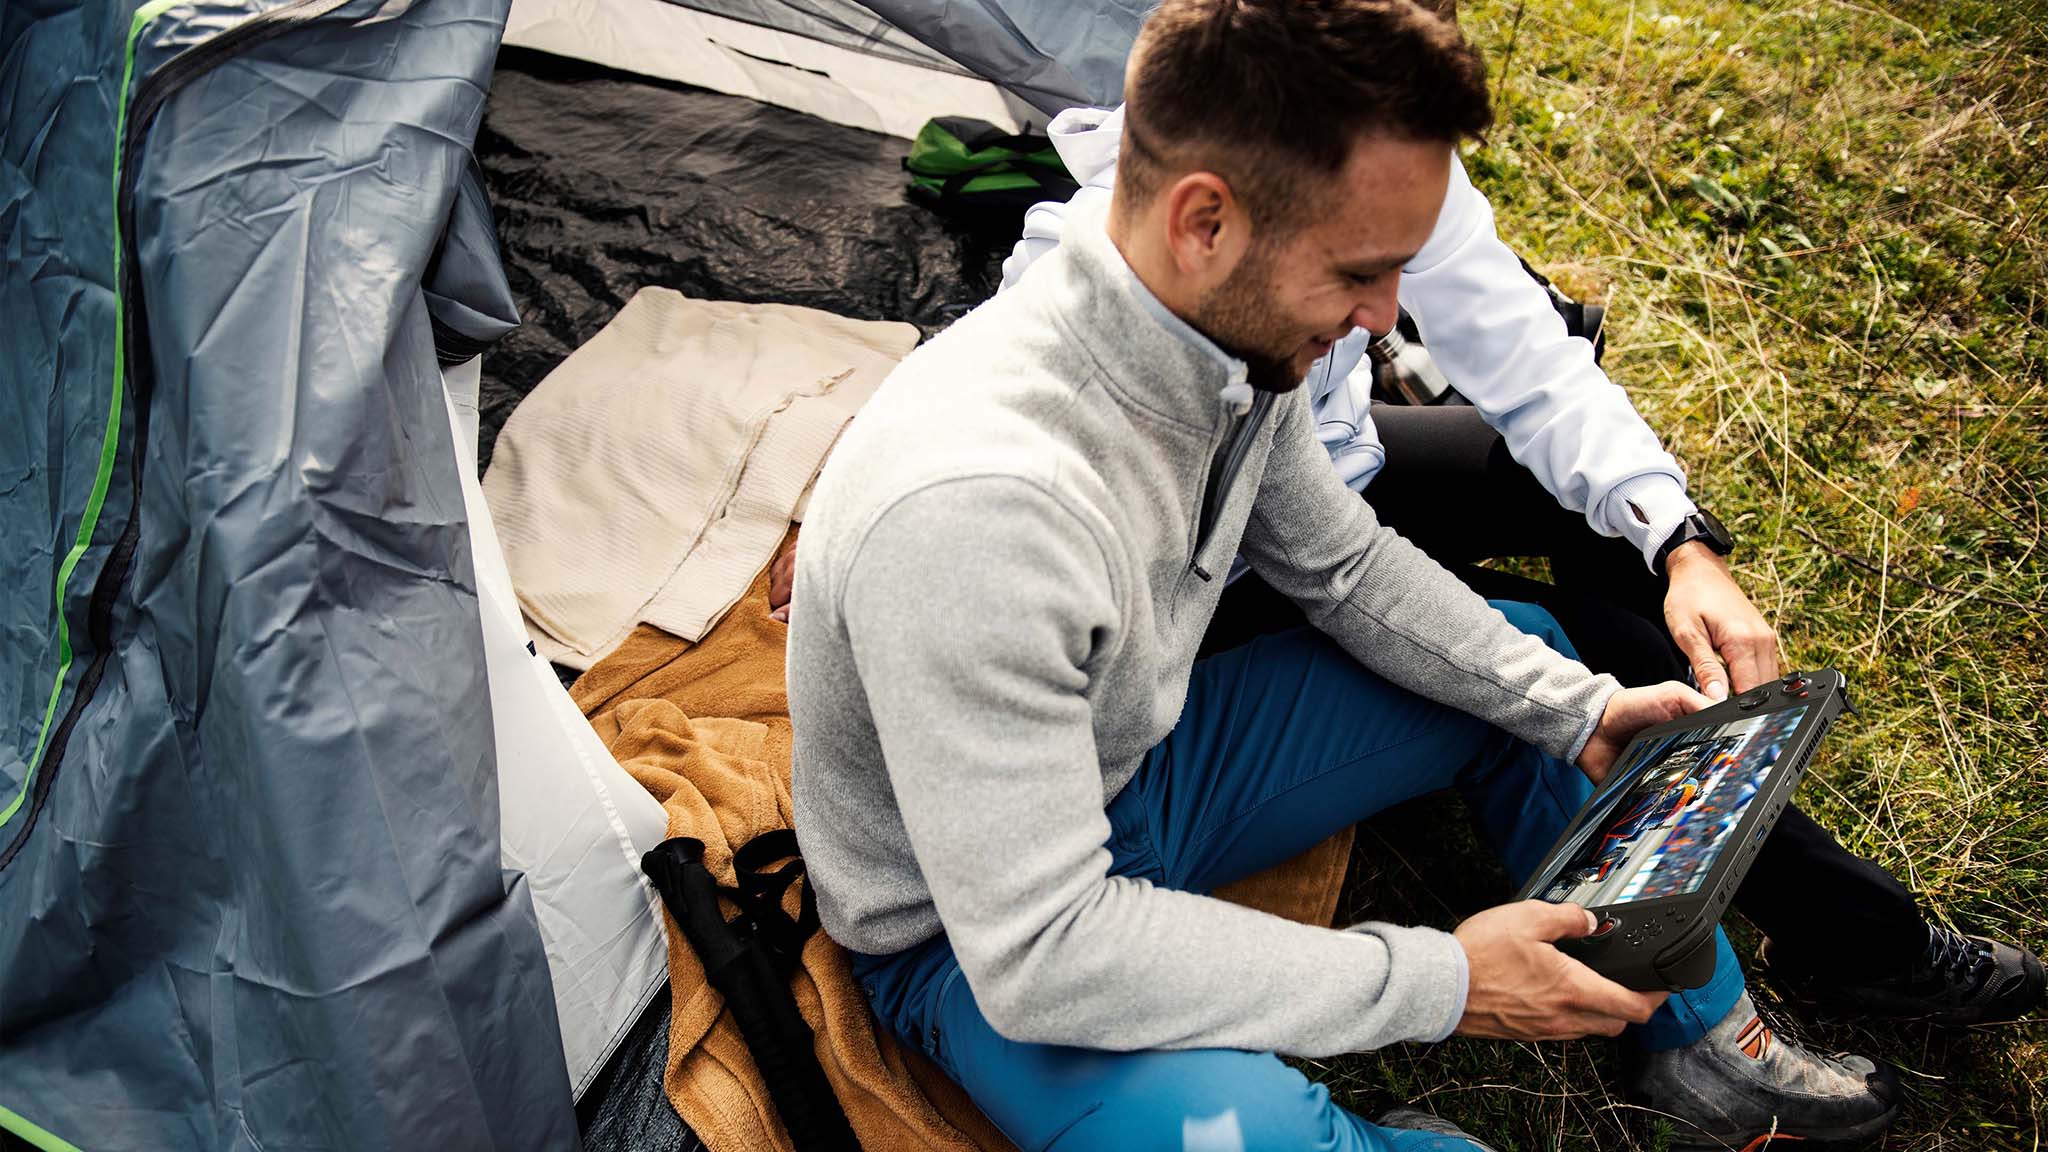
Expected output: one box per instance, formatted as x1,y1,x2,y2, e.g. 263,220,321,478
1655,512,1732,574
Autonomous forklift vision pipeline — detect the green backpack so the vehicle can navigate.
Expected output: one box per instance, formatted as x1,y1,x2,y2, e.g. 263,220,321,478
904,116,1080,219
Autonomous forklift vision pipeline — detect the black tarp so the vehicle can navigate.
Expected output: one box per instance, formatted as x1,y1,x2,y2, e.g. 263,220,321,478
475,48,1015,472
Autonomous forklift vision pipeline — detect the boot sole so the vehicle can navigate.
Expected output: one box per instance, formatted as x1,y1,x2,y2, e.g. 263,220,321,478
1666,1099,1903,1152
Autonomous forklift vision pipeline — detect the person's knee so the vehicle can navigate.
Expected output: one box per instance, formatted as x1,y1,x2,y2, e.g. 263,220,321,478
1045,1050,1376,1152
1487,598,1581,662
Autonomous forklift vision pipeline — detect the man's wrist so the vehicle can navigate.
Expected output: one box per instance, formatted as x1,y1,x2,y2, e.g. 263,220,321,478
1662,538,1727,577
1652,509,1735,575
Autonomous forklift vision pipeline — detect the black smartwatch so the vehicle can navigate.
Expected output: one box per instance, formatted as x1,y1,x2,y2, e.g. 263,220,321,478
1653,509,1735,574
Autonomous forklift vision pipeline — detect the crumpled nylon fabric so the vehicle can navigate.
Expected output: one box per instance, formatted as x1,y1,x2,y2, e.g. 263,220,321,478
857,0,1145,113
0,0,576,1148
645,0,1145,113
474,48,1016,472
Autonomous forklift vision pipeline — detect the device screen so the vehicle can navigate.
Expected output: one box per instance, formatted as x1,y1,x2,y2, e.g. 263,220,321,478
1539,705,1809,907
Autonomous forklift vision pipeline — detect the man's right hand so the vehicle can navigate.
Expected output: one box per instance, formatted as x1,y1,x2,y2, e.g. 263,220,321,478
1451,900,1667,1041
1577,680,1714,785
768,530,800,623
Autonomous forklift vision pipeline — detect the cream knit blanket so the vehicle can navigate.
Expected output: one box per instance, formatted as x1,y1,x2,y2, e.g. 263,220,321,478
484,287,918,668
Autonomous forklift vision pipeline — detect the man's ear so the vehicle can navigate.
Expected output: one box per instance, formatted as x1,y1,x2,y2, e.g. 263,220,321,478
1162,171,1251,286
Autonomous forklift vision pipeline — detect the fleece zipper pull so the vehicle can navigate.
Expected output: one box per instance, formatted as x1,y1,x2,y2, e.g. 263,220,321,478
1191,389,1275,581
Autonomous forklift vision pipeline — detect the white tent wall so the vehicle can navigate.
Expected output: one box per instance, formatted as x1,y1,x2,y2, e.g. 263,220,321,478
448,357,673,1100
504,0,1048,137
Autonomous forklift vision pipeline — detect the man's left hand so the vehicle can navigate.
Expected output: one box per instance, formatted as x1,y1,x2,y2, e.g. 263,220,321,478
1578,681,1715,784
1663,541,1778,700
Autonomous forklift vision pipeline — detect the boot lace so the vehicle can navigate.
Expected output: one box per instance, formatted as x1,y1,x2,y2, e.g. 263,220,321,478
1924,924,1994,994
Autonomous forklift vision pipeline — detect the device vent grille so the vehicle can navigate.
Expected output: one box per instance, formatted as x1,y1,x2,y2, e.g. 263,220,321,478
1785,712,1833,780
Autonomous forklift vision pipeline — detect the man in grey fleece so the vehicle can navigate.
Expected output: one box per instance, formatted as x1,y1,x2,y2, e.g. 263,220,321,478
788,1,1901,1148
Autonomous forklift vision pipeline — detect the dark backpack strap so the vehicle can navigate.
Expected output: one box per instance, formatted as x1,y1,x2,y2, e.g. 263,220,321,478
927,115,1058,156
727,830,820,977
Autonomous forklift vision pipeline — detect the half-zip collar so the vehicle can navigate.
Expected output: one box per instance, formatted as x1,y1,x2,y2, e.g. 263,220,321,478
1034,199,1280,581
1091,220,1279,576
1049,199,1257,429
1116,258,1256,418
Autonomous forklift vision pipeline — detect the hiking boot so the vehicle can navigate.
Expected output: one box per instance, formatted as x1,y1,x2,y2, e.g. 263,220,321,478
1625,992,1901,1150
1375,1106,1497,1150
1761,923,2044,1027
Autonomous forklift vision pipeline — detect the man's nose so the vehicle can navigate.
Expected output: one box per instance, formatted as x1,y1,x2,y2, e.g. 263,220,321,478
1349,281,1402,338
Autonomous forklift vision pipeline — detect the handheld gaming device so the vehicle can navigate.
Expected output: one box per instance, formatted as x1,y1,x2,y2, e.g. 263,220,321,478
1515,670,1852,992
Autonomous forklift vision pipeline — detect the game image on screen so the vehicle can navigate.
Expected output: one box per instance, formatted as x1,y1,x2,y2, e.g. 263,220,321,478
1540,705,1809,907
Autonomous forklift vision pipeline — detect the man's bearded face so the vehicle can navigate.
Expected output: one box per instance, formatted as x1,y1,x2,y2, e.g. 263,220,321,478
1187,240,1317,393
1182,134,1457,393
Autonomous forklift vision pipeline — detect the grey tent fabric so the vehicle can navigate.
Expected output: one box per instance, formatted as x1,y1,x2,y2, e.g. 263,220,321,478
0,0,1162,1145
0,0,577,1148
1,0,123,817
657,0,1147,111
429,161,527,366
642,0,970,75
859,0,1147,111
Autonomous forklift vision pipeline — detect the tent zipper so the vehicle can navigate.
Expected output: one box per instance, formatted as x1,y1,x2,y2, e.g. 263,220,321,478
1,0,367,871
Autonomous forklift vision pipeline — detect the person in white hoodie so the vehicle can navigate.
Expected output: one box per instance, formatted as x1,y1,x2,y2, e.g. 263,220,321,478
986,3,2041,1038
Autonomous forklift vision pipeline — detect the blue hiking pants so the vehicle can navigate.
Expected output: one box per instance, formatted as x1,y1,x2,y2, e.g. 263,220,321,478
851,603,1744,1151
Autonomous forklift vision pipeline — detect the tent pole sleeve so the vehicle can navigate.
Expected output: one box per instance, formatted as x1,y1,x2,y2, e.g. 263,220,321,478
0,1104,86,1152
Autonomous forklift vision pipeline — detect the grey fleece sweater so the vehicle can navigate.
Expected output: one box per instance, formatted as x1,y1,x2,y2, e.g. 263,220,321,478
787,200,1622,1057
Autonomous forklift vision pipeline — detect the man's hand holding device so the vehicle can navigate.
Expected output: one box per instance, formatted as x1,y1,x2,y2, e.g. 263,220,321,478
1653,508,1782,702
1455,664,1850,1038
1451,679,1704,1042
1664,542,1779,702
1529,669,1852,992
1579,681,1716,785
1453,900,1668,1041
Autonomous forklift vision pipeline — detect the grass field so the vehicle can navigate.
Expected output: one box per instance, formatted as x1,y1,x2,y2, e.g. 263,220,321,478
1310,0,2048,1147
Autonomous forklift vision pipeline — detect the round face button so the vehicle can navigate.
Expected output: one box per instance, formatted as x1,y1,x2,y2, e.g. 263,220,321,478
1587,915,1620,939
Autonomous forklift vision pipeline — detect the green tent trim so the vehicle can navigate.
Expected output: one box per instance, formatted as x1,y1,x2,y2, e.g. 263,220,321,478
0,0,181,835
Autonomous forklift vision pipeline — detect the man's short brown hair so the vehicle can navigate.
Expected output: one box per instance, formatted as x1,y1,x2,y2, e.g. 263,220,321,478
1120,0,1491,230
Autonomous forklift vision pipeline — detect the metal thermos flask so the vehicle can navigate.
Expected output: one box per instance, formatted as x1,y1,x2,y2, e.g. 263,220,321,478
1366,316,1462,406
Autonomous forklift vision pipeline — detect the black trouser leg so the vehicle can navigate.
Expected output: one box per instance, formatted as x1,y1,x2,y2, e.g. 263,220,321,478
1739,807,1931,975
1204,404,1926,979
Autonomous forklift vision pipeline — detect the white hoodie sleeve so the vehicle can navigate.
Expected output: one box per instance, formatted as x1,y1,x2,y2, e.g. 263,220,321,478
1400,156,1697,566
1001,108,1701,568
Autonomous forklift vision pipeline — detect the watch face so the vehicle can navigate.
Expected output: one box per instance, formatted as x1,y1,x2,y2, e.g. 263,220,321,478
1658,511,1735,573
1698,509,1735,553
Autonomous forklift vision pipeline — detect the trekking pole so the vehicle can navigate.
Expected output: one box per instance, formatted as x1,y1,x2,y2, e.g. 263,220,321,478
643,837,862,1152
